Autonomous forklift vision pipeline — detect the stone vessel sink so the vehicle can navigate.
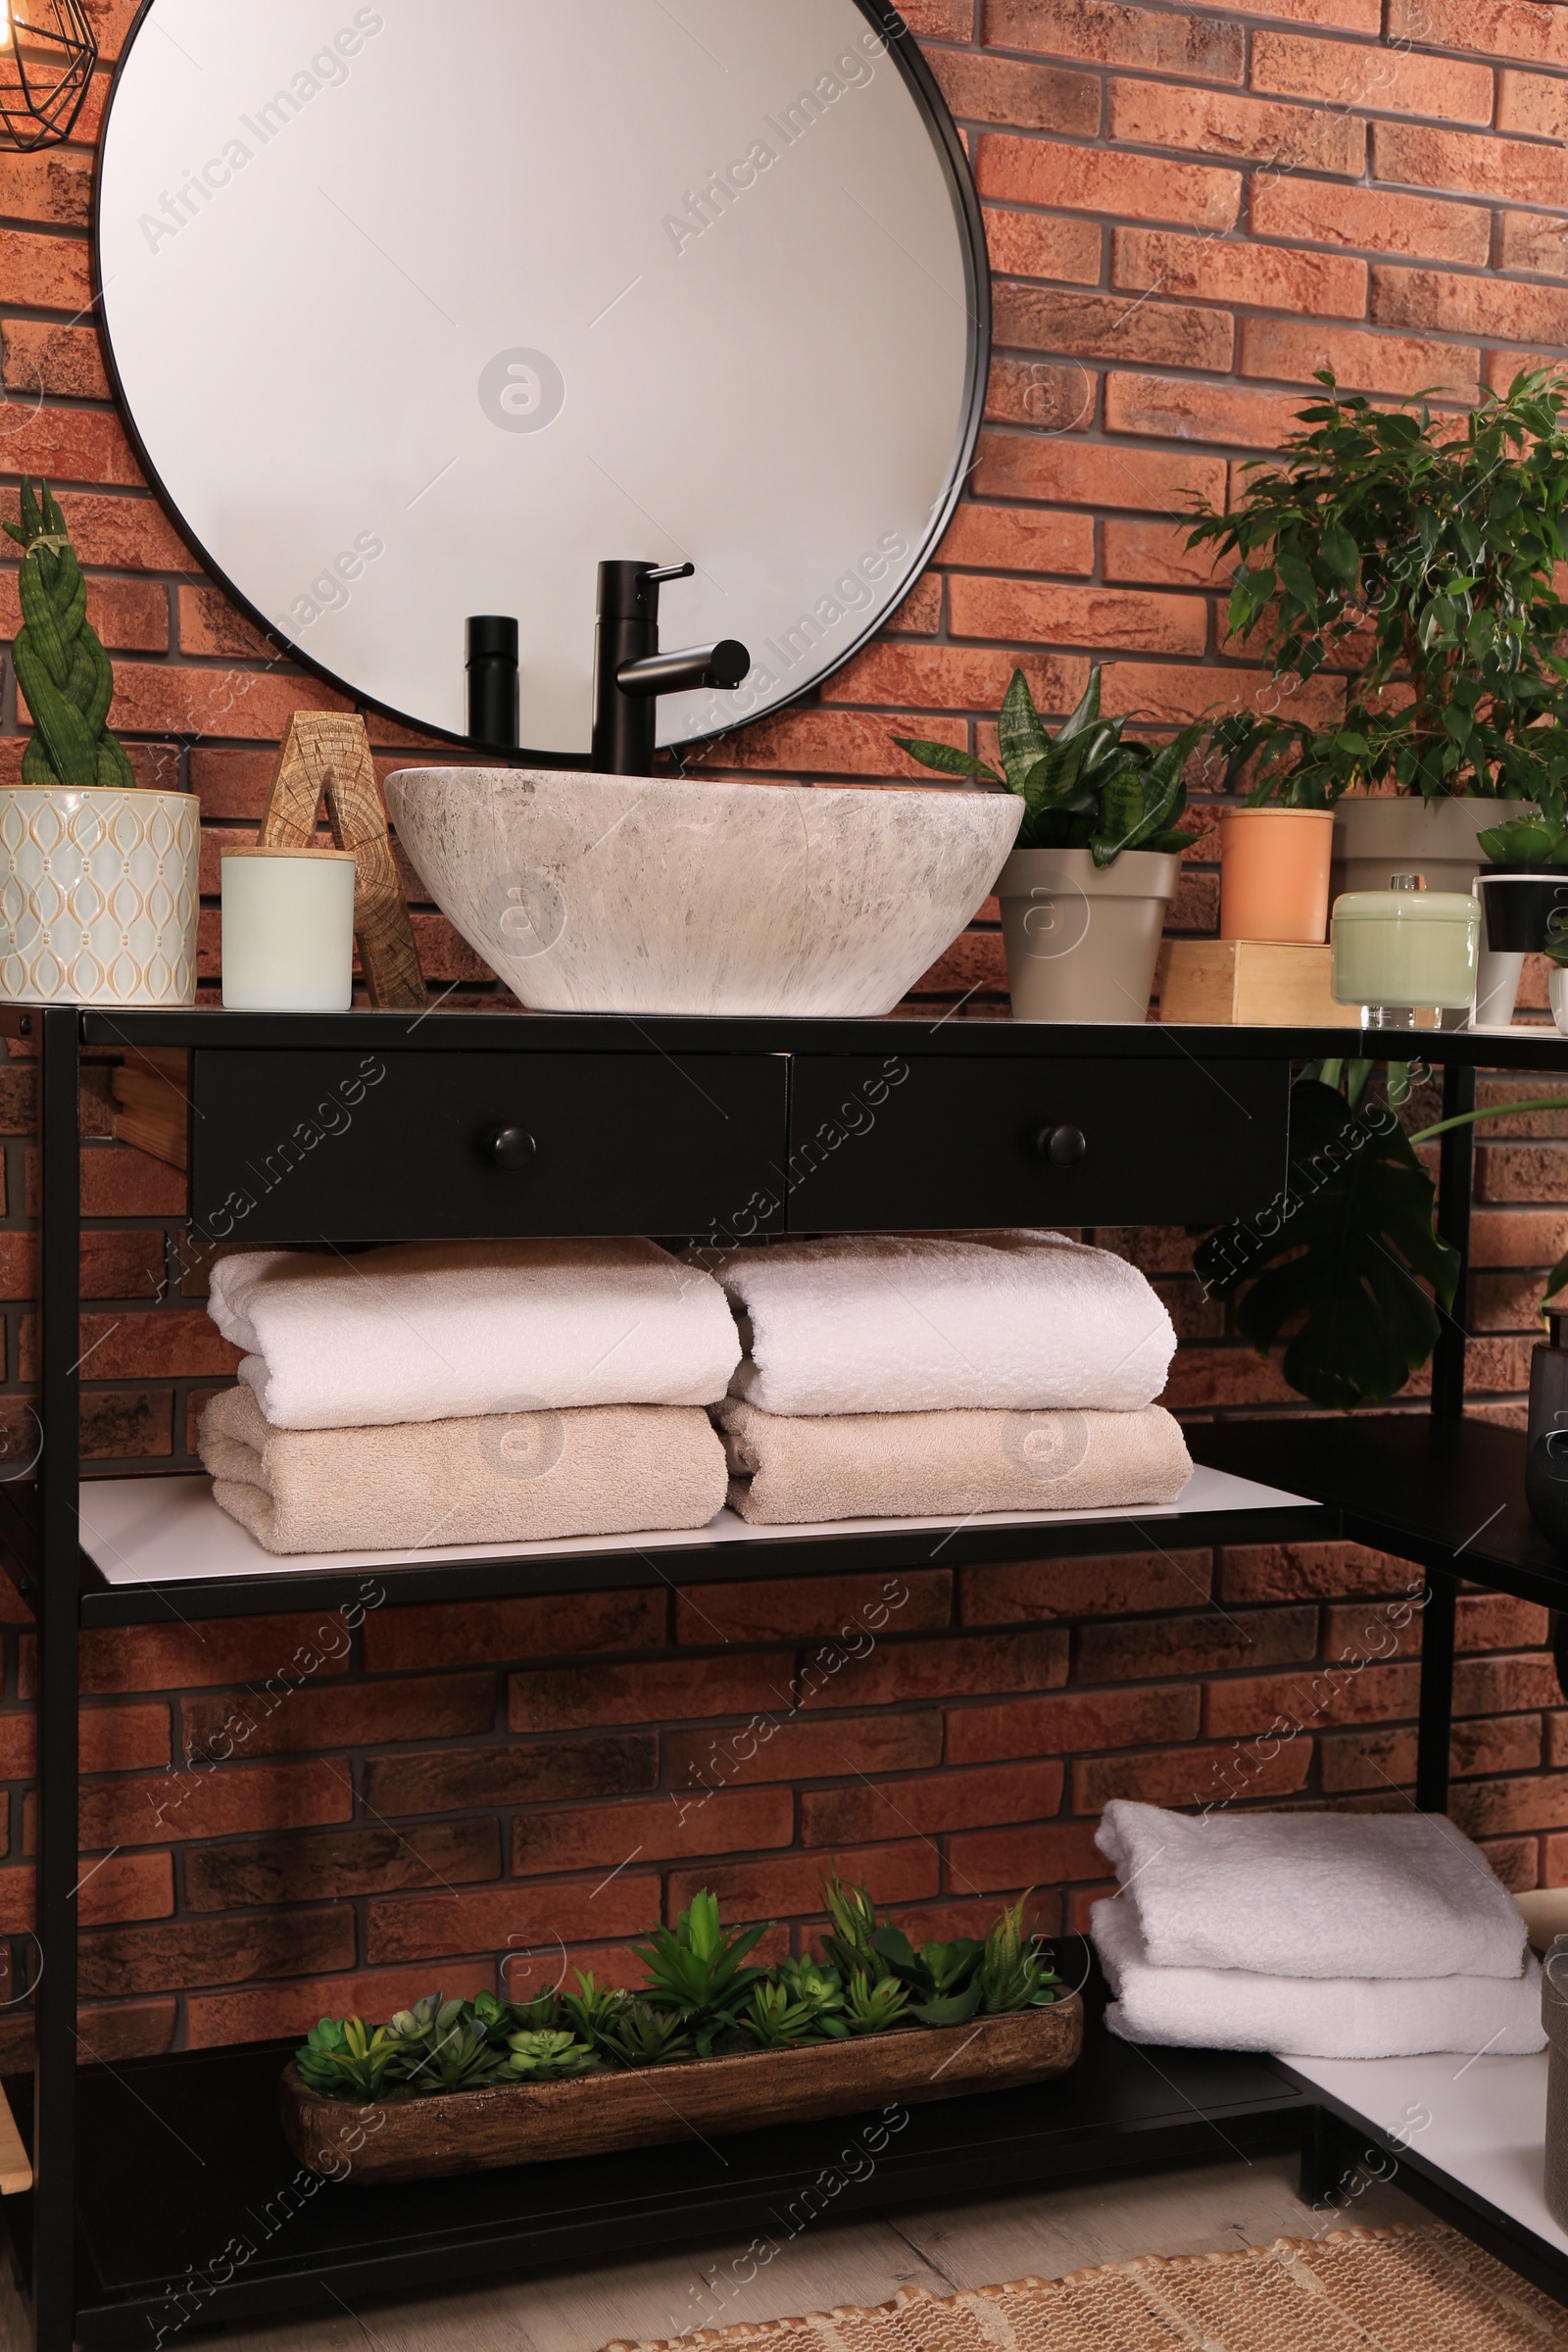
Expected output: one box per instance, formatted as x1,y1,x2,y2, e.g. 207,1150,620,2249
385,769,1023,1017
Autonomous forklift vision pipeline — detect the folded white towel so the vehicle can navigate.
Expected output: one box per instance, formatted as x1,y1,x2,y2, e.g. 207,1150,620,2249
1097,1800,1527,1983
207,1241,740,1431
695,1232,1175,1415
1092,1896,1545,2058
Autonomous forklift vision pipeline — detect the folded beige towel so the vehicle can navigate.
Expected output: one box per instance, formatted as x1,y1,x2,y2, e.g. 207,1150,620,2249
715,1399,1192,1525
199,1386,728,1557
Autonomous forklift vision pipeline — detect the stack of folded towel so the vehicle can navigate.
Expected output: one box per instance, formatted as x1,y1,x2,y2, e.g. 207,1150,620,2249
199,1240,737,1555
1090,1799,1545,2059
695,1232,1190,1524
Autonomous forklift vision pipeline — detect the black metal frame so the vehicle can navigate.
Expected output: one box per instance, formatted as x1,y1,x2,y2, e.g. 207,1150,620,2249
89,2,994,766
3,1008,1558,2351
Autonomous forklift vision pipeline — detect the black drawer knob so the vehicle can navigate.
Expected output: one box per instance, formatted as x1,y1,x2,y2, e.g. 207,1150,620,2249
1038,1124,1088,1169
484,1125,537,1174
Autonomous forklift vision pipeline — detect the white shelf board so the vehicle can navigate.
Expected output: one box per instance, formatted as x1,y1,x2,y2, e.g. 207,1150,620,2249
75,1462,1312,1588
1289,2049,1565,2256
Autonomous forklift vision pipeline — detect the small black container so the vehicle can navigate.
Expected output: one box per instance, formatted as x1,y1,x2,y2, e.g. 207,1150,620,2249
1527,1309,1568,1548
1479,871,1568,953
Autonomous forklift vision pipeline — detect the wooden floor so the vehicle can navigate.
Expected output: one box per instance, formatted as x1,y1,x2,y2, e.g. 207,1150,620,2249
5,2154,1424,2352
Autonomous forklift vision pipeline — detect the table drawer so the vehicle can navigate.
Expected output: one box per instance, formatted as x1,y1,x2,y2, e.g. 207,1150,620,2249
189,1050,789,1246
787,1054,1289,1230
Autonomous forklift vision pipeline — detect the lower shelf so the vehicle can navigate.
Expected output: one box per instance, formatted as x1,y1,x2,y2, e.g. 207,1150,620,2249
3,1953,1312,2347
1289,2048,1568,2306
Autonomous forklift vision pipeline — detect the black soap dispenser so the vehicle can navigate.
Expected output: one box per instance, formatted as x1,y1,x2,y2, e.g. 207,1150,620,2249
1527,1309,1568,1547
466,615,519,751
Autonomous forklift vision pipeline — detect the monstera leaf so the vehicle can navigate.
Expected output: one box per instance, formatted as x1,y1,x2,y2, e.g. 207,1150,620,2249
1196,1079,1458,1412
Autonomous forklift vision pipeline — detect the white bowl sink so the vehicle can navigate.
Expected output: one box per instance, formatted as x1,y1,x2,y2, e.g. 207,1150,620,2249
385,769,1023,1017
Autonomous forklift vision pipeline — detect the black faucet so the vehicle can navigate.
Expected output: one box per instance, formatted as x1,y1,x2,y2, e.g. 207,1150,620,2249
591,561,750,776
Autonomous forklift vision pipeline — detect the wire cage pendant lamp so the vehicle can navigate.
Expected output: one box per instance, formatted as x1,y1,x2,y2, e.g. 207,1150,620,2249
0,0,96,153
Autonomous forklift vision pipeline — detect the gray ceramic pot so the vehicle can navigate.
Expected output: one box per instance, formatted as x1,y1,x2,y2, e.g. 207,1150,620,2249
995,846,1180,1024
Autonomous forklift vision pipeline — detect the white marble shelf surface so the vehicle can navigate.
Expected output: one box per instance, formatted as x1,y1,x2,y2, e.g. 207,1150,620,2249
75,1462,1311,1587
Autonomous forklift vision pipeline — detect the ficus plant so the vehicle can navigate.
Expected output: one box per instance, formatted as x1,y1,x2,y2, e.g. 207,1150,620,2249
1186,369,1568,812
292,1876,1063,2102
892,666,1200,867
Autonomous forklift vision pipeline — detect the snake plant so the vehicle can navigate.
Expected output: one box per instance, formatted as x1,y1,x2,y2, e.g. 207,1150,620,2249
6,478,135,789
892,666,1200,867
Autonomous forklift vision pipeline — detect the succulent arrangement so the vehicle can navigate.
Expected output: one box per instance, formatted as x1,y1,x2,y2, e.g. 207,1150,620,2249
294,1875,1061,2104
892,665,1201,867
6,477,136,789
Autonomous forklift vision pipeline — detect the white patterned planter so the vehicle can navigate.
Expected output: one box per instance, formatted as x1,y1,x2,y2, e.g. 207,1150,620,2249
0,788,200,1007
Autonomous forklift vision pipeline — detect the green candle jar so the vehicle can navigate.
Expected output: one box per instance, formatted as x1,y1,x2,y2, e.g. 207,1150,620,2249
1330,874,1480,1029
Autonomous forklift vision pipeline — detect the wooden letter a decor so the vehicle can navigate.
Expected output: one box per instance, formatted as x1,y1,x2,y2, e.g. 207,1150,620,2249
258,713,428,1011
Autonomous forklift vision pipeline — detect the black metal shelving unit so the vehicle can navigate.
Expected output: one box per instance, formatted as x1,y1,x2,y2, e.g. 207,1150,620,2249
5,1005,1568,2347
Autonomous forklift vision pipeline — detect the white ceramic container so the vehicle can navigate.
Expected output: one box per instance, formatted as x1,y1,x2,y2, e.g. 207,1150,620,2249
994,846,1180,1023
1550,967,1568,1036
384,769,1023,1018
221,847,358,1012
0,787,200,1007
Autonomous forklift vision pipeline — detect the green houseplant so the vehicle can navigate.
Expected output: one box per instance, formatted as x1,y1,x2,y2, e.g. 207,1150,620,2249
0,477,200,1006
1197,1060,1568,1410
892,668,1200,1022
1188,370,1568,940
1188,369,1568,814
281,1875,1078,2184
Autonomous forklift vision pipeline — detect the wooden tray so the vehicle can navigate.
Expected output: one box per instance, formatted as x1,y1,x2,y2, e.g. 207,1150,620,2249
280,1996,1084,2184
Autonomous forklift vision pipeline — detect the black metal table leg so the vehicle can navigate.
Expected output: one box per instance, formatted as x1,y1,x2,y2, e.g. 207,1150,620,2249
32,1008,79,2352
1415,1570,1456,1815
1432,1059,1475,1422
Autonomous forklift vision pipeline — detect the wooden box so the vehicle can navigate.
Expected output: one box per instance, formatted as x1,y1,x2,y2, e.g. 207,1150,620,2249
1159,940,1360,1028
280,1996,1083,2185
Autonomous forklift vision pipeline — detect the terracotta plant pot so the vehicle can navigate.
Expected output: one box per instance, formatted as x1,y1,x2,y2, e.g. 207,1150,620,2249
995,847,1180,1023
1218,808,1334,944
280,1996,1085,2185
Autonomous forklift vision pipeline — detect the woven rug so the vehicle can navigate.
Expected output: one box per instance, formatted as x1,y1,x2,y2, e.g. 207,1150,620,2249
604,2225,1568,2350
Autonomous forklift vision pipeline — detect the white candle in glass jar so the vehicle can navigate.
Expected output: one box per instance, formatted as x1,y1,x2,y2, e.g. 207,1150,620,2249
221,848,358,1012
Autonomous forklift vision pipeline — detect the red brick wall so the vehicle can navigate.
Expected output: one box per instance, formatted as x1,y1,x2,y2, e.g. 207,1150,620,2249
10,1549,1561,2062
1,0,1568,2051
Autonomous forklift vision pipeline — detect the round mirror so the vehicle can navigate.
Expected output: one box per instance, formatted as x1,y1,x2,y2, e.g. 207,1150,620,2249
95,1,989,761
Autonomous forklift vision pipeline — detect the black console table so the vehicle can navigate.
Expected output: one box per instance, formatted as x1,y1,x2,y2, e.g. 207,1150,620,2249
4,1006,1567,2349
